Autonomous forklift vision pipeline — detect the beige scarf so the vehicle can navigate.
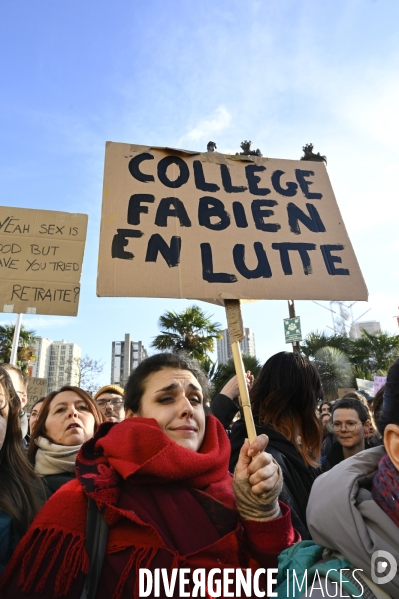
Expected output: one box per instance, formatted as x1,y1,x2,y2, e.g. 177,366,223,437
34,436,81,477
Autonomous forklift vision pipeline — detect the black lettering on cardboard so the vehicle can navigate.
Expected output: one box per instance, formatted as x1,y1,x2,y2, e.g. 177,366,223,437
158,156,189,188
26,259,46,272
11,284,29,301
0,244,21,254
4,218,18,233
200,243,237,283
155,197,191,227
233,242,272,279
35,288,45,301
41,288,52,301
127,194,155,225
245,165,270,196
128,152,155,182
320,244,350,275
111,229,143,260
295,169,323,200
271,170,298,196
0,257,18,269
193,160,220,192
145,234,181,267
287,202,326,235
232,202,248,228
0,216,11,231
251,200,280,232
272,242,317,275
30,245,59,256
220,164,247,193
198,197,230,231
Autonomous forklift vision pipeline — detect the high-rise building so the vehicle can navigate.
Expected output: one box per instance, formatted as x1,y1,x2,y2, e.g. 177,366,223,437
349,320,381,340
30,338,82,393
47,341,81,392
111,334,148,386
30,337,52,379
217,328,256,365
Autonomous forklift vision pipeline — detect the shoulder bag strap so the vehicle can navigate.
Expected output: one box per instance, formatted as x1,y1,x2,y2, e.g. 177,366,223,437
80,497,109,599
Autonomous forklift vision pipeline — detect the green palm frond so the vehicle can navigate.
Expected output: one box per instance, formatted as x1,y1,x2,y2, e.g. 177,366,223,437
313,346,352,401
151,305,222,361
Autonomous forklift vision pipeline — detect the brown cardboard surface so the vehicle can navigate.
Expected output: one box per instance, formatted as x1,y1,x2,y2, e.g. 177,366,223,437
26,377,47,412
97,143,368,302
0,207,88,316
337,388,357,398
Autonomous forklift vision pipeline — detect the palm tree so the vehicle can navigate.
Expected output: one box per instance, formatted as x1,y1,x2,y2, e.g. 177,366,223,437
151,305,222,361
313,346,352,401
350,330,399,374
303,329,399,380
0,323,38,373
301,330,352,359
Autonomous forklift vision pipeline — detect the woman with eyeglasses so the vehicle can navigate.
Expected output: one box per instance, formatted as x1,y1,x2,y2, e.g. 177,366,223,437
324,397,371,471
28,386,104,497
94,384,125,422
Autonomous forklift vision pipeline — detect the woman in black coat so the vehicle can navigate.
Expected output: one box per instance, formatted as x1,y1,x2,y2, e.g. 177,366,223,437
228,352,323,539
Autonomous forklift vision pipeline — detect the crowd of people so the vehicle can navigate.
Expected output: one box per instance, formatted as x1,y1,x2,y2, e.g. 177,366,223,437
0,350,397,598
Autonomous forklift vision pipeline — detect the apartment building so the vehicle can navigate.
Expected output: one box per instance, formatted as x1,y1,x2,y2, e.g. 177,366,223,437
111,334,148,386
31,338,81,392
216,328,256,365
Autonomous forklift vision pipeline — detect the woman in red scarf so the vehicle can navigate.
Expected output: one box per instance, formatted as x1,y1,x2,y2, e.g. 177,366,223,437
1,353,299,598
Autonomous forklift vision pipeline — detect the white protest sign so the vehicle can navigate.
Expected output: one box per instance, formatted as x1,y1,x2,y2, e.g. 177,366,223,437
97,143,367,304
0,207,88,316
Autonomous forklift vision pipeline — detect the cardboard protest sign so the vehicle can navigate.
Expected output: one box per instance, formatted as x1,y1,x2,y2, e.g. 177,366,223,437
97,143,368,304
26,377,47,412
0,207,88,316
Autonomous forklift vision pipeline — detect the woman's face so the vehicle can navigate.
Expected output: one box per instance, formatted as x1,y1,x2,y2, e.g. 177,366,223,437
44,390,96,446
0,384,9,450
321,413,331,427
320,403,331,414
29,401,43,434
129,368,206,452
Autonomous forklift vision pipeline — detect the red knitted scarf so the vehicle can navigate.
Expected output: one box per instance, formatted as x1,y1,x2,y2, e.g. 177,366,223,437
372,453,399,528
78,415,232,496
2,416,239,598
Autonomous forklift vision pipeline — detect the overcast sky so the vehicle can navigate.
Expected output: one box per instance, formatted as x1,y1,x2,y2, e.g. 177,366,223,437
1,0,398,385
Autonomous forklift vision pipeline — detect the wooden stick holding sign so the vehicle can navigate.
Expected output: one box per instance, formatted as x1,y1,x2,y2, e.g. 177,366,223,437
224,300,256,444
